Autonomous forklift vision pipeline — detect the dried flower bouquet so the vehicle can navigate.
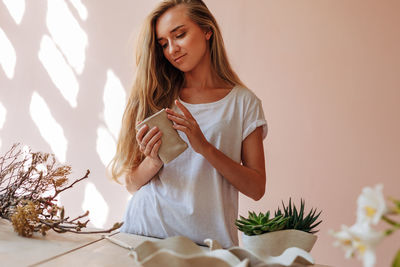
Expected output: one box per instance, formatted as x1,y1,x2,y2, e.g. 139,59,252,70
0,143,122,237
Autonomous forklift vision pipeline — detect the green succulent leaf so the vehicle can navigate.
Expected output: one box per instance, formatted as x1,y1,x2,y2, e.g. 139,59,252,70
236,198,323,235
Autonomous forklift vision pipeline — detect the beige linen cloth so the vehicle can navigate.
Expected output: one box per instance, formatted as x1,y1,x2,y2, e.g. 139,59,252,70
136,109,188,164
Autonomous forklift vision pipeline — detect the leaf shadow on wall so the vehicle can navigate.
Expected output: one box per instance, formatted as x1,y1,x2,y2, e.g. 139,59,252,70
0,0,132,229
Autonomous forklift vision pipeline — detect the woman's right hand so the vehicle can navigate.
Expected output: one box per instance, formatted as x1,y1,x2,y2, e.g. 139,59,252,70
136,124,163,167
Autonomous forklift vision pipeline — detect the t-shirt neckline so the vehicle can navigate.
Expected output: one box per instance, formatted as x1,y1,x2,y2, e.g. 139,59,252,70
177,85,238,108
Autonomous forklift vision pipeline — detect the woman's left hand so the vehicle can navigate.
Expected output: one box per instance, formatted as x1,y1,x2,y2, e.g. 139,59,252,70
166,100,210,155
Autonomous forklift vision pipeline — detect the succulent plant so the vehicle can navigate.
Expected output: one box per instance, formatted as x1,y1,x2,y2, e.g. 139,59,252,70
236,198,322,236
275,198,322,234
235,211,289,236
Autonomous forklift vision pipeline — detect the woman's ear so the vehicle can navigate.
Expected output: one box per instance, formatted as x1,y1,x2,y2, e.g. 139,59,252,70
205,30,212,40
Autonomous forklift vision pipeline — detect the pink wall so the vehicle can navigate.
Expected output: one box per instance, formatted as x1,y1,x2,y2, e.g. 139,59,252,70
1,1,399,266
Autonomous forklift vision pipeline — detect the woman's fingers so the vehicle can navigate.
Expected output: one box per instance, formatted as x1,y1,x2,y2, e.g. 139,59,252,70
166,100,209,155
136,121,163,164
143,130,162,155
165,102,195,129
136,124,149,143
174,100,194,120
137,125,163,156
141,126,159,147
165,100,194,120
150,139,162,158
172,124,189,134
165,108,185,120
167,114,191,128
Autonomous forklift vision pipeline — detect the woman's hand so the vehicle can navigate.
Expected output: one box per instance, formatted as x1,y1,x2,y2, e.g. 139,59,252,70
136,124,163,168
125,124,163,193
166,100,210,155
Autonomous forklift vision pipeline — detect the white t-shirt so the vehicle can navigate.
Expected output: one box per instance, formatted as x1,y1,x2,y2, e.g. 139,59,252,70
120,85,268,248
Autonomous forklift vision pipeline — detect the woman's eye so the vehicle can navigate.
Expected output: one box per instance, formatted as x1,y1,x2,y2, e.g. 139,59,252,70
176,32,186,38
161,43,168,49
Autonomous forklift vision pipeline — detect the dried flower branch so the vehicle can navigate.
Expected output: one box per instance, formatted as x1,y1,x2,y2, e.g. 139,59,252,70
0,143,123,237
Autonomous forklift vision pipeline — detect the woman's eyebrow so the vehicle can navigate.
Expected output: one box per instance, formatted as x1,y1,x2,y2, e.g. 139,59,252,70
157,25,185,41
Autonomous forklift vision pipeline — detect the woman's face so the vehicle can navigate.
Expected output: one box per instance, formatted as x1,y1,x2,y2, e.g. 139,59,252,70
156,5,212,73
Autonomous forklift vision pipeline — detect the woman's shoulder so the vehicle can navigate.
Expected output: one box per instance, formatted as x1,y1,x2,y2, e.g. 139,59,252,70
233,85,262,103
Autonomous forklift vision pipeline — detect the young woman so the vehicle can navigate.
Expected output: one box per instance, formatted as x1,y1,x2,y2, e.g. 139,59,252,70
110,0,268,248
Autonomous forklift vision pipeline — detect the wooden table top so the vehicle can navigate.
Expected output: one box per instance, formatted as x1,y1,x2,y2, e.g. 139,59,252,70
0,219,332,267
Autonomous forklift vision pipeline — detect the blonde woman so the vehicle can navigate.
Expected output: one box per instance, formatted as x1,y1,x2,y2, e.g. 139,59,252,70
110,0,268,248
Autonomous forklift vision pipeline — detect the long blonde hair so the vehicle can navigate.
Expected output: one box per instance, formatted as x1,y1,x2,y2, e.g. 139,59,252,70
109,0,245,182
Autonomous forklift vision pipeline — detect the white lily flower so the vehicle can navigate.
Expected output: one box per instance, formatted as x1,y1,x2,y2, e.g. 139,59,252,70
349,223,383,267
329,225,356,258
330,223,384,267
357,184,387,225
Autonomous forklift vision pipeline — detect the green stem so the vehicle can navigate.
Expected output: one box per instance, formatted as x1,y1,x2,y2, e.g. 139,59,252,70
392,249,400,267
386,207,400,215
383,215,400,227
385,228,395,236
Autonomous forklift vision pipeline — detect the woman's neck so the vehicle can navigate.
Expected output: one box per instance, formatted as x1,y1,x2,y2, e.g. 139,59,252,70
184,71,230,90
183,51,228,90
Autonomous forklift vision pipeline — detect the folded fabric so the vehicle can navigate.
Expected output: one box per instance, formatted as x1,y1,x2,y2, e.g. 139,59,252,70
136,109,188,164
102,235,315,267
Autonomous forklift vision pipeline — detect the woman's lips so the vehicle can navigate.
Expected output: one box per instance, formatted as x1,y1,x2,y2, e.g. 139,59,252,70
174,54,186,63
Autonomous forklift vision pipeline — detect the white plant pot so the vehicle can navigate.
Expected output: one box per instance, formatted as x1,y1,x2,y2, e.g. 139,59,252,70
241,229,317,257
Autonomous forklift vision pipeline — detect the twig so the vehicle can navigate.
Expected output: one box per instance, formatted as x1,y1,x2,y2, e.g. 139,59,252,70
53,170,90,198
0,144,123,237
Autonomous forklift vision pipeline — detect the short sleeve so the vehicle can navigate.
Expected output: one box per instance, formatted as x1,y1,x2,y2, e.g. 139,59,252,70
242,93,268,141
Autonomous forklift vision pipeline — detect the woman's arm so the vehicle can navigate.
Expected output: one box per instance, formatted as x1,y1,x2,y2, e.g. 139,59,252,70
201,126,266,200
125,156,163,194
166,100,266,200
125,125,164,194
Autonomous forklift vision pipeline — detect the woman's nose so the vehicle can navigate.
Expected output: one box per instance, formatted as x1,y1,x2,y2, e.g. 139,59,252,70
168,41,180,54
